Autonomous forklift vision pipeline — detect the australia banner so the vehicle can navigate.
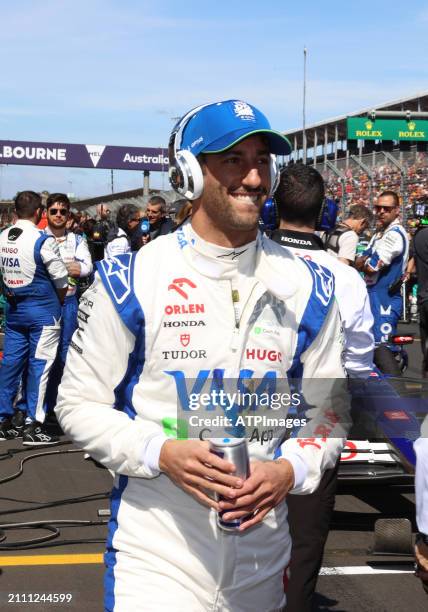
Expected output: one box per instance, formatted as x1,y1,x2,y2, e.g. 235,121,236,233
0,140,169,171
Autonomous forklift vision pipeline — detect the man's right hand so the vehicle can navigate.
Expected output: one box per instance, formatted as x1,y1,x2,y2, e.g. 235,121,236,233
354,256,366,271
159,439,243,509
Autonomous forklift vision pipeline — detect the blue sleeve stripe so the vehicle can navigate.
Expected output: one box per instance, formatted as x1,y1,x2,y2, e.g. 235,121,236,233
287,259,334,378
34,233,50,266
96,254,144,337
96,253,146,420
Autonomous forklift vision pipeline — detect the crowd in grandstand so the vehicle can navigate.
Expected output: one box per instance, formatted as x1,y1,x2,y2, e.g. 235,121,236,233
323,152,428,209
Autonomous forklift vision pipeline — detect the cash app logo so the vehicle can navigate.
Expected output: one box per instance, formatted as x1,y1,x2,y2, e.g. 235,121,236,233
161,417,188,440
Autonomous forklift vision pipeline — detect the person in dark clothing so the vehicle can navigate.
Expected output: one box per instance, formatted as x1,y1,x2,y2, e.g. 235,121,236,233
411,226,428,375
145,196,175,240
90,205,117,261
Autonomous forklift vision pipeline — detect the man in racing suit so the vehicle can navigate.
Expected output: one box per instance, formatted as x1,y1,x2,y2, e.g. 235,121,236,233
0,191,68,444
272,164,374,611
42,193,93,415
356,190,409,373
56,99,349,612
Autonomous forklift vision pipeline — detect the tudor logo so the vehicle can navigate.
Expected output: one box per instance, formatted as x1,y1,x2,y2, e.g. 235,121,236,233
168,277,196,300
180,333,190,347
162,350,207,360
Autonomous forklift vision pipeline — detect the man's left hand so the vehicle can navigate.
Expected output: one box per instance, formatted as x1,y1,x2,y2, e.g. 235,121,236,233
66,261,81,277
218,459,294,532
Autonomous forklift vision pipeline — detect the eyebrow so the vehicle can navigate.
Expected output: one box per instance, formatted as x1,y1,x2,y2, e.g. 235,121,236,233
219,148,271,157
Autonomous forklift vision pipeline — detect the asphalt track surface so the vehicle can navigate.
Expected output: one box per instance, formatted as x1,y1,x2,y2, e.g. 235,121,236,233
0,323,426,611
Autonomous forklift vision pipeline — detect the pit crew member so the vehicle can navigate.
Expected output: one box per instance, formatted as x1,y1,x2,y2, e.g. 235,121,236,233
0,191,68,444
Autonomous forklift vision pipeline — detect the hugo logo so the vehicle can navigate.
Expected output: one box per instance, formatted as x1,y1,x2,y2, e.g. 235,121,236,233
246,348,282,362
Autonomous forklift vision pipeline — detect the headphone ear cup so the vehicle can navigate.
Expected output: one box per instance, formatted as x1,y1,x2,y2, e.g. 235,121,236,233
170,150,204,200
316,200,326,229
269,154,280,196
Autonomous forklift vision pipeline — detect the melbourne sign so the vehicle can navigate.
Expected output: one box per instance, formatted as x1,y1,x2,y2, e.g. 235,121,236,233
347,118,428,141
0,140,169,171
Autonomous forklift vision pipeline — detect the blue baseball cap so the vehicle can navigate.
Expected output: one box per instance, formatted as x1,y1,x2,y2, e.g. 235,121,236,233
178,100,292,156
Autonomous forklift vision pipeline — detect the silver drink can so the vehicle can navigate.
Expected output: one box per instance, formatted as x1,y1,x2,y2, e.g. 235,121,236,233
209,437,250,531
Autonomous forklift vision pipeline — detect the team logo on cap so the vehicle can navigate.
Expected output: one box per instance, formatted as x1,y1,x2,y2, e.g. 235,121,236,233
233,101,256,121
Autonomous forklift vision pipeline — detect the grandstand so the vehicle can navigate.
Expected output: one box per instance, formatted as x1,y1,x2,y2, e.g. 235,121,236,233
282,91,428,215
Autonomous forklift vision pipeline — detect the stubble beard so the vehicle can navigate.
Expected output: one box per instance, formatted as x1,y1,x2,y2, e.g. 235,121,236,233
204,185,262,233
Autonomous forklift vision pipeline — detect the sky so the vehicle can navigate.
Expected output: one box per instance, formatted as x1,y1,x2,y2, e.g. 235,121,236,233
1,0,428,200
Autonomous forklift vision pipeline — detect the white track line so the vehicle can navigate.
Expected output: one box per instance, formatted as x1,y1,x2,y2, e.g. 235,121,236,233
320,566,414,576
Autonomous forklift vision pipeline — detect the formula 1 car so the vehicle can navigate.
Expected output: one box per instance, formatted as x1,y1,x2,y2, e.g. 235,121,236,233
338,376,424,483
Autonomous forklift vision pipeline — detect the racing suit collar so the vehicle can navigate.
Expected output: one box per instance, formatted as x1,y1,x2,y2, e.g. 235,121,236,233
178,222,297,299
44,226,68,240
378,218,402,237
184,222,257,279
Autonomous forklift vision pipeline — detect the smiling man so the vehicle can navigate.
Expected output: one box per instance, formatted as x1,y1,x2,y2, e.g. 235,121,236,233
55,100,348,612
145,195,175,240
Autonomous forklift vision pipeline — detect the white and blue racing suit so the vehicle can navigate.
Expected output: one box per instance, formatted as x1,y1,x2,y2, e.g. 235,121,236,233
362,219,409,344
43,228,93,413
56,223,349,612
0,220,68,422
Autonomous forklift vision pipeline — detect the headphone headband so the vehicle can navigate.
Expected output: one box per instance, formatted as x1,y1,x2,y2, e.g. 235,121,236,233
168,103,281,200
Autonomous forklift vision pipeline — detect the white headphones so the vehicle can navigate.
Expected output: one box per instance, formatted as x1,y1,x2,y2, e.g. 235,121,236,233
168,104,281,200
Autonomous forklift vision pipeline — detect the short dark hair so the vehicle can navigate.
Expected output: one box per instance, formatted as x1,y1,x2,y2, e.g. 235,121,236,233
346,204,373,223
46,193,71,210
116,204,140,233
148,195,167,212
378,190,400,207
14,191,42,219
274,165,325,225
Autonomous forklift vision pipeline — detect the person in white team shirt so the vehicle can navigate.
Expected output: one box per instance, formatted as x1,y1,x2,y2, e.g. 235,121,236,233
43,193,93,414
55,99,349,612
271,164,374,612
320,204,372,266
272,165,374,378
104,204,141,260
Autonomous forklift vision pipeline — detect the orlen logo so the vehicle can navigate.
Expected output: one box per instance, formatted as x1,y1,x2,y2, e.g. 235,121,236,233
168,277,196,300
245,348,282,362
180,334,190,347
165,304,205,315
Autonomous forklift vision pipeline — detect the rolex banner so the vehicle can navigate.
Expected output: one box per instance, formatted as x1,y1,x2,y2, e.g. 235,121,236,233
0,140,169,171
347,118,428,141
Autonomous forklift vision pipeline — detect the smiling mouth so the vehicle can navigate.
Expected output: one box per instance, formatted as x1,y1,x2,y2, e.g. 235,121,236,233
229,193,262,204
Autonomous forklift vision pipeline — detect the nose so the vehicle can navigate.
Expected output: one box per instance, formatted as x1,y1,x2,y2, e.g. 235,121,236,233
241,166,263,190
